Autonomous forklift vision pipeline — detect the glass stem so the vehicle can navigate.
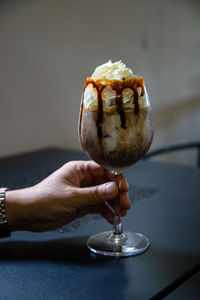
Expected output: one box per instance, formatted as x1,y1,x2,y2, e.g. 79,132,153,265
113,171,123,235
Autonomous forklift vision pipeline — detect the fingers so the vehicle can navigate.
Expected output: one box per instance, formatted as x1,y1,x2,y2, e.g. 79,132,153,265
86,161,106,178
75,181,118,206
72,162,130,214
100,198,129,225
101,209,114,224
106,191,130,212
119,174,129,193
83,162,129,191
120,192,131,210
77,161,106,187
61,160,130,217
80,189,130,225
104,171,128,192
100,191,131,224
65,161,129,193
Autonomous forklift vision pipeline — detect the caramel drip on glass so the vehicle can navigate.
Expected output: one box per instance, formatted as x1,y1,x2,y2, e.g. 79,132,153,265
82,77,145,138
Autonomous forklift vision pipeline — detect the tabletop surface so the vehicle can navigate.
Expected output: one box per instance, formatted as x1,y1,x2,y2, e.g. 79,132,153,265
0,148,199,300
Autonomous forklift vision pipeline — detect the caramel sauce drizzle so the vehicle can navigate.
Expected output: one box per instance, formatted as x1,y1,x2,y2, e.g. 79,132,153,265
80,77,145,139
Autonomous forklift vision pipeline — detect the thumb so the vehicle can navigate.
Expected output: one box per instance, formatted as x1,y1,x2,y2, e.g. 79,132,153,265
76,182,118,206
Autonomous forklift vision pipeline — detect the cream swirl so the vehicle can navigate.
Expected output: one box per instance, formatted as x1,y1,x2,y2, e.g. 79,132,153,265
91,60,134,80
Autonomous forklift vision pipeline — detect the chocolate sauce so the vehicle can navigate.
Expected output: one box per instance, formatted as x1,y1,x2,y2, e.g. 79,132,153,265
133,88,139,114
96,85,103,138
81,77,145,139
116,91,126,129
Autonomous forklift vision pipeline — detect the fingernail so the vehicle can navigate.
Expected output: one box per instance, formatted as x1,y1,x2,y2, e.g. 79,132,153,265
105,182,115,193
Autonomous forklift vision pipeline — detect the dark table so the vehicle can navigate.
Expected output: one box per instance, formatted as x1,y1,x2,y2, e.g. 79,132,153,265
0,148,199,299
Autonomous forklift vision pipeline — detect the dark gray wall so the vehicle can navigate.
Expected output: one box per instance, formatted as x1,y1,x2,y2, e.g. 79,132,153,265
0,0,200,165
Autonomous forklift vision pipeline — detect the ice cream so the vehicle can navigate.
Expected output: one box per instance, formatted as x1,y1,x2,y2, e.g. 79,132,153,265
83,60,149,111
79,60,153,170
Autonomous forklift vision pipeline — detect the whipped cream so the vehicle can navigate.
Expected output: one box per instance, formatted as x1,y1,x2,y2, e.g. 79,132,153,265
83,60,148,110
91,60,134,80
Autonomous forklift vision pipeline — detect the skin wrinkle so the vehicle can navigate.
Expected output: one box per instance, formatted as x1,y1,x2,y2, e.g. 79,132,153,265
94,184,101,203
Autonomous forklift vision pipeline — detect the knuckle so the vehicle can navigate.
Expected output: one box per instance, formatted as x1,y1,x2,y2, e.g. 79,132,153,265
94,185,101,202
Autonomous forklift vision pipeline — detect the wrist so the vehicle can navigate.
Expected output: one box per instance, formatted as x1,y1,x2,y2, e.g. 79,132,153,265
5,188,33,232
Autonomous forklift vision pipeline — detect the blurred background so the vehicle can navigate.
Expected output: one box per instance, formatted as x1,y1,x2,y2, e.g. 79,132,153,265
0,0,199,166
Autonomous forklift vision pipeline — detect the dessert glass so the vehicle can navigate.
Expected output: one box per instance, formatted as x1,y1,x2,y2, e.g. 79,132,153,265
79,77,153,257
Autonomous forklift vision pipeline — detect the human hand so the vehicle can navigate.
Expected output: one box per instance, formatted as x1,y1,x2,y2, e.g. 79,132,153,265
5,161,130,232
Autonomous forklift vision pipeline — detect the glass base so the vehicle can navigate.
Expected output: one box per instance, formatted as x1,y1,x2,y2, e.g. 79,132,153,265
87,231,150,257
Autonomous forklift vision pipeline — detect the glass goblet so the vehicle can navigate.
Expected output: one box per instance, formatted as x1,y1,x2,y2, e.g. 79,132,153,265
79,77,153,256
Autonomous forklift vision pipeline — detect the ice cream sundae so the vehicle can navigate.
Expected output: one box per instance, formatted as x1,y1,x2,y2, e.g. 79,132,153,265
79,60,153,170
